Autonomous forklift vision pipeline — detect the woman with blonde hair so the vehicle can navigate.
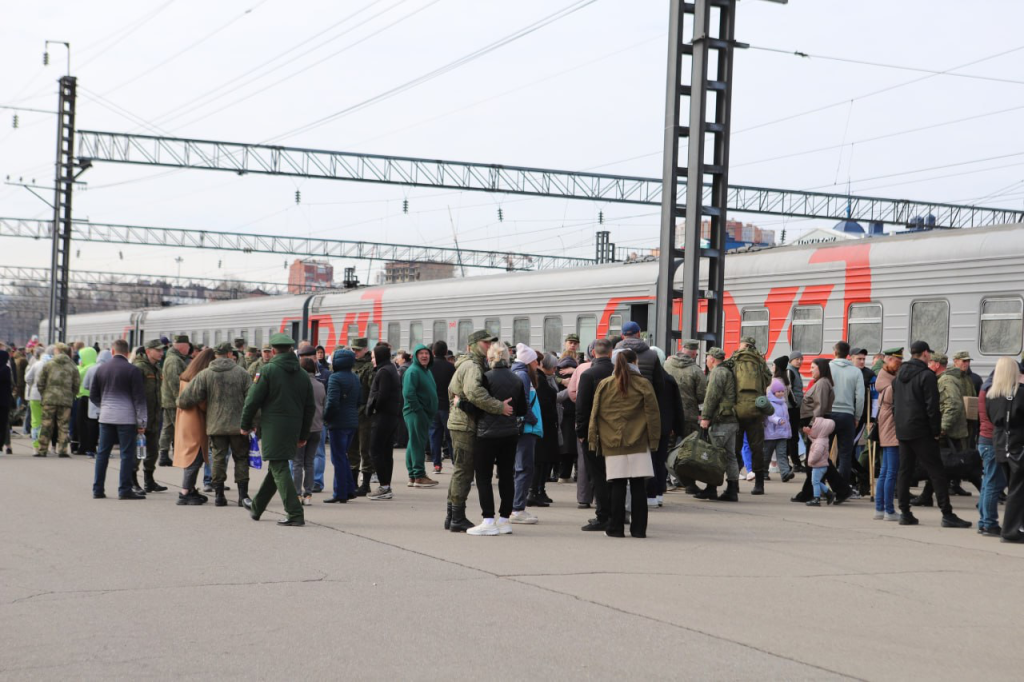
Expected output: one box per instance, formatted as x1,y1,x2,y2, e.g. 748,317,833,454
984,356,1024,543
587,348,660,538
174,348,215,505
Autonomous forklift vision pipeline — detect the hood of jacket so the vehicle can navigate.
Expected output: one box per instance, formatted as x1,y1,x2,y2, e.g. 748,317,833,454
78,347,97,374
810,417,835,439
96,350,113,365
832,358,852,369
666,354,696,370
210,357,238,372
898,358,930,384
411,343,433,369
875,367,895,394
619,337,650,354
332,348,355,370
270,351,301,373
944,367,966,381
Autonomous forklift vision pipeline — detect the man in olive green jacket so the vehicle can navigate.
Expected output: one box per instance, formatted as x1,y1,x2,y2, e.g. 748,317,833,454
349,338,376,494
697,347,740,501
664,339,707,493
445,330,513,532
241,333,314,526
132,340,166,492
36,343,80,457
179,342,252,507
158,335,191,465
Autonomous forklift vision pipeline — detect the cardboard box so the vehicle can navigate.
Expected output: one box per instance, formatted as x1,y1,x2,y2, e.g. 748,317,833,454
964,396,978,421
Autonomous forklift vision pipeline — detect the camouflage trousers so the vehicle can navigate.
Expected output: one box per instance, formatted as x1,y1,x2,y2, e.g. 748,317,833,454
446,430,477,506
37,404,71,455
158,407,176,453
348,413,374,481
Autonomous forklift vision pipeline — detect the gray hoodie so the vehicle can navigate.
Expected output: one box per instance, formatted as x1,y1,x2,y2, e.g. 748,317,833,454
83,350,113,420
829,358,865,420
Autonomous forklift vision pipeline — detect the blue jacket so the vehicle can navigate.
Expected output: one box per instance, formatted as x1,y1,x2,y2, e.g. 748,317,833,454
324,349,361,431
511,361,538,426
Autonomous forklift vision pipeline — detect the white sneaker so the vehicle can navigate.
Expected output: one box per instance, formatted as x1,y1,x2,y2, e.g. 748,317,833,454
467,519,499,536
368,486,392,500
873,510,884,520
745,471,756,481
656,495,664,507
647,497,658,509
769,464,780,474
496,519,513,535
509,510,538,524
370,473,379,484
884,512,900,522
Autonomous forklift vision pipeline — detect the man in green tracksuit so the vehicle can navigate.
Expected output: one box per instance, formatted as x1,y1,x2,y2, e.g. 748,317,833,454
349,338,376,495
240,333,314,527
403,343,438,487
445,330,514,532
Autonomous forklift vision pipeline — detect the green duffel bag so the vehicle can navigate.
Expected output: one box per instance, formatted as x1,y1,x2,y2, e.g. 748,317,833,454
669,429,726,487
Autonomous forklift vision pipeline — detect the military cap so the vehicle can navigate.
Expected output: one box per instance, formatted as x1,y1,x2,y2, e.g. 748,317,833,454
144,339,164,350
247,346,258,354
707,346,725,360
932,352,948,366
269,332,295,347
739,335,757,348
883,347,904,358
953,350,972,361
261,343,273,352
349,337,369,350
565,333,580,343
682,339,700,351
214,342,233,355
468,329,497,345
233,337,245,344
173,334,190,343
296,344,317,357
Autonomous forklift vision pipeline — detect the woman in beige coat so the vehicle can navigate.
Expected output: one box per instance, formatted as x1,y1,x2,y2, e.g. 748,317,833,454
588,348,660,538
174,349,214,505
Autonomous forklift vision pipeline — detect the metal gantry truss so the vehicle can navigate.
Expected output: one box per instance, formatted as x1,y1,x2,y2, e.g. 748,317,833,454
76,129,1024,228
0,217,596,270
0,265,291,295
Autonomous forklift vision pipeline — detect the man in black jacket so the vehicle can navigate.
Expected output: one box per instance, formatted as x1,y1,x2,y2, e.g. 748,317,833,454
575,339,614,531
427,340,456,473
366,344,403,499
893,340,971,528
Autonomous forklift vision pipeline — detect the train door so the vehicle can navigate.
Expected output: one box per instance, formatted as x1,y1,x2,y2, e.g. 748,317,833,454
310,319,320,346
626,302,654,340
290,321,300,342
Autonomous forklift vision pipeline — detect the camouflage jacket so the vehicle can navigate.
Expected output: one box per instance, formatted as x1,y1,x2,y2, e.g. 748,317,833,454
665,354,707,424
446,346,506,433
178,357,252,435
938,368,970,439
160,347,190,409
702,361,737,424
132,354,162,428
247,357,265,379
37,353,80,407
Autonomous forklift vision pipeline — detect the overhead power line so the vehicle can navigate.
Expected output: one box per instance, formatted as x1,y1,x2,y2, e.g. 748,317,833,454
77,1,179,69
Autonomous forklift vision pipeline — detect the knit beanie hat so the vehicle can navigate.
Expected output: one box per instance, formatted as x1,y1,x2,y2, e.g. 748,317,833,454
516,343,538,366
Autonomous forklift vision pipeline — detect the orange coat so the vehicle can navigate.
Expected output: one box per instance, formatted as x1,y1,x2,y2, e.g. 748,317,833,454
173,379,208,468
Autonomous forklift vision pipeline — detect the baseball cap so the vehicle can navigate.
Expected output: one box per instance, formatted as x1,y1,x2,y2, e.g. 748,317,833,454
621,321,641,336
910,340,933,355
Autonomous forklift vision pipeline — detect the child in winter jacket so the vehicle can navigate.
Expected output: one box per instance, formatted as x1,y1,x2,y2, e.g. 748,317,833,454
806,416,836,506
763,378,794,481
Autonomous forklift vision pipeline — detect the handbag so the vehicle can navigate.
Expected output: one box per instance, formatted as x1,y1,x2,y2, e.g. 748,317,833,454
938,436,982,478
248,433,263,470
669,429,726,486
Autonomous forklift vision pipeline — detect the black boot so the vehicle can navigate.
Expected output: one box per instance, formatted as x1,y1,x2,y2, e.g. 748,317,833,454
449,505,475,533
694,485,718,500
144,472,168,493
214,484,227,507
751,472,765,495
718,480,739,502
355,474,371,497
237,481,249,507
444,502,452,530
158,451,172,467
131,472,146,496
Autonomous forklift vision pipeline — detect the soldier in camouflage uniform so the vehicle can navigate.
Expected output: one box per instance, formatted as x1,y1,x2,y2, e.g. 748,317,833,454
696,347,740,501
445,330,514,532
248,344,273,379
349,338,376,495
35,343,80,457
244,346,259,370
132,339,166,492
664,338,708,493
158,335,191,465
233,337,248,369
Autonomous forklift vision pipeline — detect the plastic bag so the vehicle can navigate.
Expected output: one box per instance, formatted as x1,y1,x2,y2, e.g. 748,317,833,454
248,433,262,470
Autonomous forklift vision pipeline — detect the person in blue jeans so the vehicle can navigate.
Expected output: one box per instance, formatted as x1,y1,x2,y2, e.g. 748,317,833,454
88,339,148,500
977,373,1007,535
873,349,903,520
323,348,361,503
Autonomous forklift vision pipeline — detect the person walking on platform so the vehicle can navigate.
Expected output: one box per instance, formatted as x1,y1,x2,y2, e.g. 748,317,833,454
177,342,252,507
323,348,361,503
445,330,514,533
241,333,314,527
158,335,191,466
402,343,438,488
89,339,148,500
131,340,167,493
35,343,79,458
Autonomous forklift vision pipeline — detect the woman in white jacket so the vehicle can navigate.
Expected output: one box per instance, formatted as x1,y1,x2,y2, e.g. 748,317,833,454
23,346,52,446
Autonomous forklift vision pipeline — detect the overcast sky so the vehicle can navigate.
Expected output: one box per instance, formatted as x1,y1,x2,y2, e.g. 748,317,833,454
2,0,1023,286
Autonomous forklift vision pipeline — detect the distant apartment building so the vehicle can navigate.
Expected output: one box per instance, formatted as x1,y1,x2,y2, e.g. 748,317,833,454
383,261,456,284
287,259,333,294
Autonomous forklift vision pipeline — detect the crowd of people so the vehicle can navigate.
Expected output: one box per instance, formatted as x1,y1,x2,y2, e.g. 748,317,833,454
3,324,1024,542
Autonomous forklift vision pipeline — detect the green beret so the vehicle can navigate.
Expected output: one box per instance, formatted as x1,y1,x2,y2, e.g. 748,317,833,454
565,334,580,343
215,342,234,355
144,339,164,350
932,352,948,366
682,339,699,350
468,329,497,345
173,334,189,343
883,347,904,358
707,347,725,360
952,350,972,361
739,336,757,348
269,332,295,347
349,337,368,350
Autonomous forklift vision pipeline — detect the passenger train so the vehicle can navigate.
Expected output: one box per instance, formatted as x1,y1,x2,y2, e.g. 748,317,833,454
49,223,1024,374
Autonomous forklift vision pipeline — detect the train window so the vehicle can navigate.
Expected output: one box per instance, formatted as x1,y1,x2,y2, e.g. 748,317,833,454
213,330,221,345
577,315,597,349
485,318,501,340
433,321,447,345
543,316,563,353
347,324,359,346
791,306,823,355
409,321,423,348
608,314,622,337
740,308,769,354
458,320,473,349
513,318,530,347
366,322,380,348
387,322,401,347
980,297,1023,355
254,328,263,347
848,303,882,354
910,300,949,354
